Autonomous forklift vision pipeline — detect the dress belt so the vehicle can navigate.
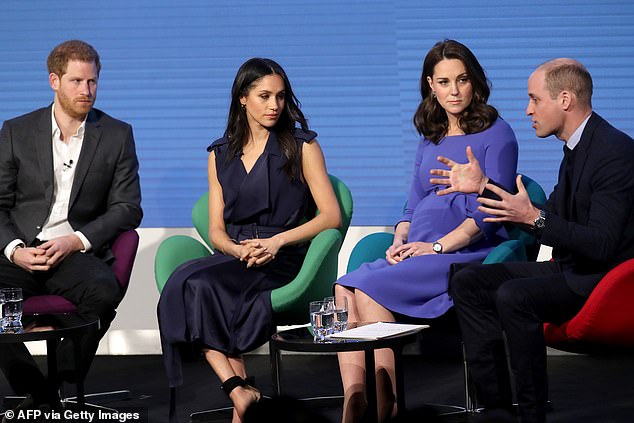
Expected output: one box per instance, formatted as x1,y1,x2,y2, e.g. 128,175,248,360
227,223,287,242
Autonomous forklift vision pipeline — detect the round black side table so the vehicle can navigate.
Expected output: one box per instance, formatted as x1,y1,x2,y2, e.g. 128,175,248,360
270,324,425,422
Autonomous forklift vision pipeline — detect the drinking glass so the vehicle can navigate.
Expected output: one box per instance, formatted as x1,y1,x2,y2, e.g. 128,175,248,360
1,288,23,333
325,296,348,333
309,300,333,341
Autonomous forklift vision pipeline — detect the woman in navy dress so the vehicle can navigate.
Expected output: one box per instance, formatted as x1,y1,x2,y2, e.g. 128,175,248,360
158,58,341,422
335,40,518,422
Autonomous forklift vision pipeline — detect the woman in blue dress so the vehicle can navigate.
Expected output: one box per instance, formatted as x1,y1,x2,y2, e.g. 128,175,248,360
335,40,519,422
158,58,341,423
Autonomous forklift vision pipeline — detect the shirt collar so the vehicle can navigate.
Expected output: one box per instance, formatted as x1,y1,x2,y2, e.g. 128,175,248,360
51,104,87,140
565,113,591,151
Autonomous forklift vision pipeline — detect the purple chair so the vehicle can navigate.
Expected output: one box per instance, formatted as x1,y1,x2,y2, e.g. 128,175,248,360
21,229,140,405
24,229,138,316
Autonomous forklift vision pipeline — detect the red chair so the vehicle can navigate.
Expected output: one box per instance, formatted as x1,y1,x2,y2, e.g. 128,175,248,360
21,229,140,404
544,257,634,353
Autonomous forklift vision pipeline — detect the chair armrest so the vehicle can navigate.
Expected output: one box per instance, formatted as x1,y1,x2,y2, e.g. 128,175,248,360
154,235,212,293
346,232,395,273
271,228,342,322
564,257,634,345
482,239,527,264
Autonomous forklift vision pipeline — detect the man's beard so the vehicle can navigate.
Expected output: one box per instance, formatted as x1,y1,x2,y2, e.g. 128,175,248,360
58,91,94,120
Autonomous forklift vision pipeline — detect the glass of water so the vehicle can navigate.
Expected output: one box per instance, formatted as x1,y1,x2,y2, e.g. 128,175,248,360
1,288,23,333
325,296,348,333
309,300,334,341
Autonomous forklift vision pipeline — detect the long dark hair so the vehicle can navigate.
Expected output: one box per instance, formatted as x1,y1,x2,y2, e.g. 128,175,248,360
226,58,308,179
413,40,498,143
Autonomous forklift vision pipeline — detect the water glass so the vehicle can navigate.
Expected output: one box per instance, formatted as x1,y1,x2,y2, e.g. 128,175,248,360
309,300,334,341
325,296,348,333
1,288,23,333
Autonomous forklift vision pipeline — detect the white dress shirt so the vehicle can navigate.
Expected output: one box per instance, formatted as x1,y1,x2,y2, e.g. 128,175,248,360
4,106,92,262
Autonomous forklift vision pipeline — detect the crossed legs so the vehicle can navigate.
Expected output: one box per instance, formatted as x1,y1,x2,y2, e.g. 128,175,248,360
450,261,586,423
0,253,120,405
335,284,398,423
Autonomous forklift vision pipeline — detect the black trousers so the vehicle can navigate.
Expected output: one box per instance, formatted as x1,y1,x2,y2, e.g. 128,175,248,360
449,261,587,423
0,252,121,404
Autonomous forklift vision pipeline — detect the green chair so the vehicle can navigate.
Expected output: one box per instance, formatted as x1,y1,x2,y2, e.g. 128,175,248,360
154,174,353,325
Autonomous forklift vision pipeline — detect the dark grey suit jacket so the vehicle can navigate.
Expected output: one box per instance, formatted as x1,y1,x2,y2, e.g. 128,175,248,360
540,112,634,296
0,105,142,259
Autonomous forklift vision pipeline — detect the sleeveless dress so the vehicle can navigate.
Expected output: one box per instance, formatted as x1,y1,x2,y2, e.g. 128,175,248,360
158,129,316,388
336,118,518,318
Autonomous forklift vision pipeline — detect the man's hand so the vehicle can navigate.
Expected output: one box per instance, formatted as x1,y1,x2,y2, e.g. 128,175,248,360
429,146,488,196
12,247,50,272
39,234,84,268
477,175,540,225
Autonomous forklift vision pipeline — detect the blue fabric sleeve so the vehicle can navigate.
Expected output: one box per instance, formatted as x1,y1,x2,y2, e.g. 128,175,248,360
466,120,519,238
399,139,427,224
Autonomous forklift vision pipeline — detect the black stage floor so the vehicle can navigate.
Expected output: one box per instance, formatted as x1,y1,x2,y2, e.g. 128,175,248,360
1,344,633,423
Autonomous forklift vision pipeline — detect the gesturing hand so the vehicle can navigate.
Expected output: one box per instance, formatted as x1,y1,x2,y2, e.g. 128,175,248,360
477,175,539,225
429,146,488,196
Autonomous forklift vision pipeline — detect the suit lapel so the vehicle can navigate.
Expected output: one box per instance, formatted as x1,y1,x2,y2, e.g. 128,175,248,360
35,107,54,206
69,109,100,207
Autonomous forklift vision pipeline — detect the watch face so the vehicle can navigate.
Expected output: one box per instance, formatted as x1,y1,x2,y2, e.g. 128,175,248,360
433,242,442,253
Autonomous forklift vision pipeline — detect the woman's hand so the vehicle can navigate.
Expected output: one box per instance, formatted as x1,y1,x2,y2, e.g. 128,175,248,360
386,238,406,265
386,222,410,264
239,237,282,268
391,242,435,261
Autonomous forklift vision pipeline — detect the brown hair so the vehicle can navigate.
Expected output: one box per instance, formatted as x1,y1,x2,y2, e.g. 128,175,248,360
540,59,593,107
413,39,498,144
47,40,101,77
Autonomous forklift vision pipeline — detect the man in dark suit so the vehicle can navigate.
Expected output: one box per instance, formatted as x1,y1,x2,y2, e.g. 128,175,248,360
429,58,634,423
0,40,142,411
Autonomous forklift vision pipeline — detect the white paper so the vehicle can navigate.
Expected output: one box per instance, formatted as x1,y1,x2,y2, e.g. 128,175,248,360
326,322,429,340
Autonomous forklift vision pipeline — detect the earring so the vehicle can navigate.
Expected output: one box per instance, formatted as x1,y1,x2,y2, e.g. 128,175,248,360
241,103,246,110
431,92,437,99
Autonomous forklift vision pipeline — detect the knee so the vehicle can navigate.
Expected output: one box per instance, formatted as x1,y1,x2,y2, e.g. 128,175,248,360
448,266,480,300
334,283,349,297
87,274,121,310
494,282,524,317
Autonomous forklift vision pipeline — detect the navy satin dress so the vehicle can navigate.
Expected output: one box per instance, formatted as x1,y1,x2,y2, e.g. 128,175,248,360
158,129,316,388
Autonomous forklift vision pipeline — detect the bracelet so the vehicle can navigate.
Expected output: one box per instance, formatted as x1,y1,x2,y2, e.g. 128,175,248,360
9,243,25,263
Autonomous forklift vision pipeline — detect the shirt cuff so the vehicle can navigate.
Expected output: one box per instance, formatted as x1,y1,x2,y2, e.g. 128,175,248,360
74,231,92,253
4,239,25,262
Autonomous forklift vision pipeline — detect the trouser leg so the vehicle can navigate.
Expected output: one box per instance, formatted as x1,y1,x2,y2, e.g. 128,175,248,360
44,252,121,381
450,263,515,411
495,274,586,423
449,261,562,417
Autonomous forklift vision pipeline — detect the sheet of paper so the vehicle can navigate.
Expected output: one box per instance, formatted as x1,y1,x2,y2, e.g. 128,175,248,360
326,322,429,340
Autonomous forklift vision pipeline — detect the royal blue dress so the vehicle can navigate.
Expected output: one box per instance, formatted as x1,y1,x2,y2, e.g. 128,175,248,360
158,129,316,388
336,118,518,318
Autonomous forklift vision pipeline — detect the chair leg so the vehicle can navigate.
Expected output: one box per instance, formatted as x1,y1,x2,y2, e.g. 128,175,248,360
64,389,132,404
462,342,479,414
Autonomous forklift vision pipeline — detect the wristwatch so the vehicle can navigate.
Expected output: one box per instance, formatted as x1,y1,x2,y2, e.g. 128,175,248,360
432,241,443,254
534,209,546,230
